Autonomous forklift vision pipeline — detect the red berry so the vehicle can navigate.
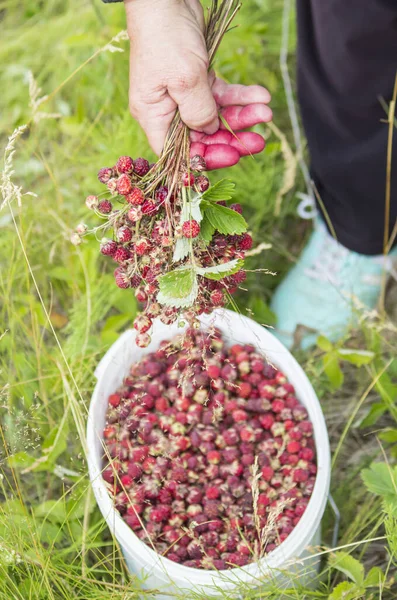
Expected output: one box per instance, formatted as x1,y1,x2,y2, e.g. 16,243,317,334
287,441,301,454
238,233,253,250
190,155,207,172
206,486,220,499
293,468,309,483
98,200,112,214
100,238,117,256
195,175,210,192
133,157,150,176
155,186,169,203
135,238,151,257
232,409,248,422
117,226,132,243
207,450,221,464
98,167,113,183
116,174,133,196
182,172,195,187
136,333,151,348
210,289,224,306
230,203,242,214
261,466,274,481
141,200,158,215
182,219,200,239
113,247,131,264
231,270,246,285
126,187,145,205
133,315,152,334
116,156,134,174
108,393,121,407
114,267,130,289
238,382,252,399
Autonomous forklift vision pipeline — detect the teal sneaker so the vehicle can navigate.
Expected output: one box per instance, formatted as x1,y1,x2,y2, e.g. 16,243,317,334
270,221,397,349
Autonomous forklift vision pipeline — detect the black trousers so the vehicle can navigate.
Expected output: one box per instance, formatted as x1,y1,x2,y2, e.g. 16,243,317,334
297,0,397,255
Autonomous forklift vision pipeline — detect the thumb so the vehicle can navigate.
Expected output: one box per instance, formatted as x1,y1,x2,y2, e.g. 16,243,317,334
169,70,219,135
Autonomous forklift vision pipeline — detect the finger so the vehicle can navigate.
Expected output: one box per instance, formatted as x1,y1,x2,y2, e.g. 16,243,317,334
202,144,241,170
132,95,177,155
229,131,266,156
220,103,273,130
170,69,219,134
212,78,271,107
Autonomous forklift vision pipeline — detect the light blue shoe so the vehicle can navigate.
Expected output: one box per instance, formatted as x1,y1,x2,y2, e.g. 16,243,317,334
270,221,397,349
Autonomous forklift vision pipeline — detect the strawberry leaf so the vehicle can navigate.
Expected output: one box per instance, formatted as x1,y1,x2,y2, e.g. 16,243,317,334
196,259,244,281
157,267,198,308
201,179,235,201
204,203,247,235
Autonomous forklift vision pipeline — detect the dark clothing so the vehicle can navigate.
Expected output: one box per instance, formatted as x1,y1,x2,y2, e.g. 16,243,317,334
297,0,397,255
104,0,397,255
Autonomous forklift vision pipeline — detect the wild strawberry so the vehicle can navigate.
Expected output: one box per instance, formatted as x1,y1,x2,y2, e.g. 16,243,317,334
261,466,274,481
206,486,220,500
300,447,315,461
287,441,301,454
182,172,195,187
232,409,248,422
207,450,221,464
85,195,98,209
150,505,171,523
130,274,141,288
135,238,151,256
190,154,206,172
134,157,150,176
135,286,147,302
293,468,309,483
210,289,224,306
231,270,247,285
155,186,169,203
133,315,152,334
113,247,131,264
238,233,253,250
98,200,112,214
230,203,242,214
114,267,130,289
136,333,151,348
141,200,158,215
100,238,117,256
126,187,145,205
127,207,142,224
195,175,210,192
116,156,134,174
182,219,200,238
238,381,252,398
98,167,113,183
116,174,133,196
117,226,132,243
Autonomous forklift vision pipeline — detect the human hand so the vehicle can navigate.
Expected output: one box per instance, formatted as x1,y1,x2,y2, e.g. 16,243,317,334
125,0,272,169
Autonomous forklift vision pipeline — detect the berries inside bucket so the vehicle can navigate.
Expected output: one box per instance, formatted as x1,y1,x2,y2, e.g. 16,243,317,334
102,327,317,570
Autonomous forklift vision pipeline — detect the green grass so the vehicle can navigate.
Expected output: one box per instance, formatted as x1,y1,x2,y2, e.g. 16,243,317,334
1,0,397,598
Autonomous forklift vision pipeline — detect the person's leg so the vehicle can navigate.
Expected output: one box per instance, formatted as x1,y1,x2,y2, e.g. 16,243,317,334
297,0,397,255
271,0,397,348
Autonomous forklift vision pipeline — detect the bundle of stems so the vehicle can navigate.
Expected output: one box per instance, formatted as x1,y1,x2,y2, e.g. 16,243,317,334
145,0,242,199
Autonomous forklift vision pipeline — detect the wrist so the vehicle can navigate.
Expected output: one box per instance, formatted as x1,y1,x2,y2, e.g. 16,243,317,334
125,0,183,37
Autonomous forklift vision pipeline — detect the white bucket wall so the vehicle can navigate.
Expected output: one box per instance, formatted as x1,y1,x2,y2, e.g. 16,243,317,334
87,309,331,599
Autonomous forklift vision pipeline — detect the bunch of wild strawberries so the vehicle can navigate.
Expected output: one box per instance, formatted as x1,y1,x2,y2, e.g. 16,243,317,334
102,328,317,571
74,155,252,348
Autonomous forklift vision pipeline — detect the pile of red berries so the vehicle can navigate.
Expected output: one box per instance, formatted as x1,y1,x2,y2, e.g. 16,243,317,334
102,328,317,570
74,155,252,348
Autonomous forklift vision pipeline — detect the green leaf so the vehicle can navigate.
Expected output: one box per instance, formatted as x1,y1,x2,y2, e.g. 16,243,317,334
337,349,375,366
379,428,397,443
34,500,66,523
356,402,387,429
361,462,397,500
328,581,363,600
329,552,365,586
364,566,384,588
201,179,235,201
157,267,198,308
317,335,333,352
173,237,190,262
249,296,276,326
7,451,36,470
323,353,344,389
204,203,247,236
196,259,244,281
200,215,216,243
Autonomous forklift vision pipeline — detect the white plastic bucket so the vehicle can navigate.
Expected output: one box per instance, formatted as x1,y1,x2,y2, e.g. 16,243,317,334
87,309,331,598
